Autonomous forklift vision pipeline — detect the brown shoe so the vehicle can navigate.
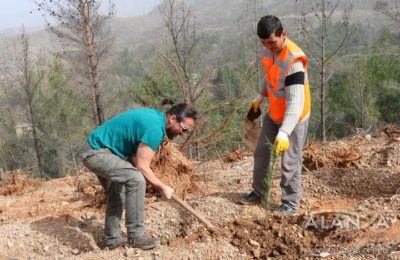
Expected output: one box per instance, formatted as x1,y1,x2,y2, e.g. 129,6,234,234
128,234,160,250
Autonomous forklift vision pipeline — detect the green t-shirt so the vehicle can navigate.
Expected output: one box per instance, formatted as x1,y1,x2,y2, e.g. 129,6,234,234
87,108,166,157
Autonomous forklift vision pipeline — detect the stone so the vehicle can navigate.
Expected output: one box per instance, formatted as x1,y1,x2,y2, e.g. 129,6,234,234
319,252,331,258
249,239,260,247
124,248,135,258
252,248,261,258
272,249,280,256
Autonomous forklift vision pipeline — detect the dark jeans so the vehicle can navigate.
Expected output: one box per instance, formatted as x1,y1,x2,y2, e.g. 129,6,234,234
81,148,145,246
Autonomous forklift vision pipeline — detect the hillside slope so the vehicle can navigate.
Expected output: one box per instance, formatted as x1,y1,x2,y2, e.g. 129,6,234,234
1,126,400,259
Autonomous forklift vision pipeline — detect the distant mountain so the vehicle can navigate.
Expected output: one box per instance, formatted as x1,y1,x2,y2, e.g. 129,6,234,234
0,0,396,56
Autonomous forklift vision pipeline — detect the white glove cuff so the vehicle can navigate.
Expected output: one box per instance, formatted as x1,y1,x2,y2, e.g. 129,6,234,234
276,131,288,140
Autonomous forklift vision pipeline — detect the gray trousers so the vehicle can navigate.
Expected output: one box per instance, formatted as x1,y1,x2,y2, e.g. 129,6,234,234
81,148,145,246
252,114,309,210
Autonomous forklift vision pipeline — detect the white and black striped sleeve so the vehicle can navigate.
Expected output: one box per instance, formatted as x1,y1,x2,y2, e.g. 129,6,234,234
280,60,305,136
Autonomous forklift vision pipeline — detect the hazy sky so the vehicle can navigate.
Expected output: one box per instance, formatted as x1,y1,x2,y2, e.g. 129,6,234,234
0,0,160,32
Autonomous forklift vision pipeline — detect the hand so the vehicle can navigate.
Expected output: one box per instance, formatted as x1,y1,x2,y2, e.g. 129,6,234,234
251,94,265,112
274,131,289,155
159,185,174,200
247,94,264,121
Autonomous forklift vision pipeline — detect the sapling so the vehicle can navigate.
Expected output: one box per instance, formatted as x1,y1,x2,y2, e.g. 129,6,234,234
262,139,276,211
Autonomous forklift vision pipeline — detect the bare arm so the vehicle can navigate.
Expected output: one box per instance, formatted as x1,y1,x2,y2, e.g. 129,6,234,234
133,142,174,199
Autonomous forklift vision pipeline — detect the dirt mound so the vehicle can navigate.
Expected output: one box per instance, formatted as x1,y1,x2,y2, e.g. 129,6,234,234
0,170,42,196
382,124,400,141
367,142,400,169
303,125,400,170
227,215,318,258
151,141,199,198
303,141,362,170
75,170,105,208
165,214,319,258
304,168,400,199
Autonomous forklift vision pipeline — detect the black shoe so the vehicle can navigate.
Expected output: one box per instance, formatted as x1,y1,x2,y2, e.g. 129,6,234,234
106,237,127,250
239,191,261,204
275,204,296,215
128,234,160,250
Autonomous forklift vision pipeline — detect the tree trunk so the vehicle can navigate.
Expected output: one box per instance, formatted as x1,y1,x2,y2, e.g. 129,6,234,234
30,108,44,178
79,0,104,126
22,32,44,177
357,58,365,128
320,65,326,142
298,0,351,141
320,4,327,142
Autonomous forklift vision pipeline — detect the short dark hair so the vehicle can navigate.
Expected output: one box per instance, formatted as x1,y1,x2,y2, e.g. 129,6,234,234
166,103,197,122
257,15,283,39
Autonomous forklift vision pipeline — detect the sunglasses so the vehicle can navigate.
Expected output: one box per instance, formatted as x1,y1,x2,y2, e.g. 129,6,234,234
180,122,191,132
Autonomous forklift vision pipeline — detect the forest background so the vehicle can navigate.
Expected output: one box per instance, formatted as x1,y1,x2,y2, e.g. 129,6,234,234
0,0,399,178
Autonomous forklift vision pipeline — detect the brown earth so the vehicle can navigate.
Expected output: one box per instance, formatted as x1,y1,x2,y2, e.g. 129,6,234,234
1,126,400,259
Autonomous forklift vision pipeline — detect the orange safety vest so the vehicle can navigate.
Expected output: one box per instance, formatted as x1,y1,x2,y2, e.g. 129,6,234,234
261,39,311,124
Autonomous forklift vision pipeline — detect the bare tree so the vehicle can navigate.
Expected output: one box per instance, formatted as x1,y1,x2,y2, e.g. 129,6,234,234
158,0,210,105
36,0,115,126
237,0,263,90
157,0,245,159
296,0,352,141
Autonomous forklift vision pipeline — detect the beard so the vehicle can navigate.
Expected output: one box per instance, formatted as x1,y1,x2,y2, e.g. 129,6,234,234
166,127,178,140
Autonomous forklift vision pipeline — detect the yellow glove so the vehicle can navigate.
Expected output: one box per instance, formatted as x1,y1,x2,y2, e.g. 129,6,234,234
251,94,265,112
274,131,289,155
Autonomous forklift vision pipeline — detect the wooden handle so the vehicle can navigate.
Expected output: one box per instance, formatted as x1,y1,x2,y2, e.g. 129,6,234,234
171,194,216,231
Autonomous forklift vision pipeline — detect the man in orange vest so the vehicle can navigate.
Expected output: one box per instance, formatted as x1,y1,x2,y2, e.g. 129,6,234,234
241,15,311,214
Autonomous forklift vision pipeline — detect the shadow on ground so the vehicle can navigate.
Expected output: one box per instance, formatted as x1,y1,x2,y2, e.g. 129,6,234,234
30,214,105,252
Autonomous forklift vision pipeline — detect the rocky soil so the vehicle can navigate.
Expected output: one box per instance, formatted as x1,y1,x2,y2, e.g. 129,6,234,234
1,127,400,259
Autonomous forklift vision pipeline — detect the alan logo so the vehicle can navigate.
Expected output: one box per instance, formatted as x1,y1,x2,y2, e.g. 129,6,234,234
304,210,389,230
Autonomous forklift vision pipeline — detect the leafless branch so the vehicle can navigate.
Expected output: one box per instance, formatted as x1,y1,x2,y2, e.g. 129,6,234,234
156,48,186,98
195,91,245,144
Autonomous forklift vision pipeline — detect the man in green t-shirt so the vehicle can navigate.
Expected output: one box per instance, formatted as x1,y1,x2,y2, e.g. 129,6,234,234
82,103,197,250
